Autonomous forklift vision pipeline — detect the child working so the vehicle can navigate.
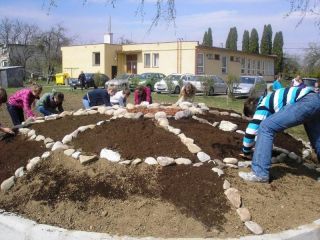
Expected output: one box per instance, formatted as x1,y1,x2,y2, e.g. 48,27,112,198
176,83,196,104
110,88,130,107
0,88,14,134
36,92,64,116
134,85,152,105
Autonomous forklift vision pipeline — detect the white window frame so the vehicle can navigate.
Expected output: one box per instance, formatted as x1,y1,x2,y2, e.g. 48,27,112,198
152,53,159,67
196,53,204,74
221,56,227,74
144,53,151,68
92,52,100,66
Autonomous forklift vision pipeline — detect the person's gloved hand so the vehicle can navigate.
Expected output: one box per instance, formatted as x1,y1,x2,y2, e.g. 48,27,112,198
0,127,15,135
239,153,252,160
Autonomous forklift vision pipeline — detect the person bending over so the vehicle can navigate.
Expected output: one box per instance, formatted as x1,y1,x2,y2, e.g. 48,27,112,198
0,88,14,134
134,85,152,105
111,88,130,107
176,83,196,104
82,88,112,109
36,92,64,116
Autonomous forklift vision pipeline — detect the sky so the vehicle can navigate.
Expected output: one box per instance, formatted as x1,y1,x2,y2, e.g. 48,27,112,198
0,0,319,56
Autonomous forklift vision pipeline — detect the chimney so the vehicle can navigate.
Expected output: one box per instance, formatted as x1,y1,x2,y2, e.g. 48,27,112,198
104,16,113,44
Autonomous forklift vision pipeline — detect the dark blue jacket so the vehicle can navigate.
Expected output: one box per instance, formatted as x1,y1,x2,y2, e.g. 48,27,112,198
83,89,111,107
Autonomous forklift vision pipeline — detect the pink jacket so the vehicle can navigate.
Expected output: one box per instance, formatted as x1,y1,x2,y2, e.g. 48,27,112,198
8,88,37,117
134,86,152,104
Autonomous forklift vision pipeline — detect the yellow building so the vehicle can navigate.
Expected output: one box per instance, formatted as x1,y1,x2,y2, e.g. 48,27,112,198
62,40,275,81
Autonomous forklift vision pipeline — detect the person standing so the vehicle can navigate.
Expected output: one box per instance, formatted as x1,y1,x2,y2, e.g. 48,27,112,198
78,71,86,90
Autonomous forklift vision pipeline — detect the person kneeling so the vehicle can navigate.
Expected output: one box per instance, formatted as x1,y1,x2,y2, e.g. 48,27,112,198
36,92,64,116
111,88,130,107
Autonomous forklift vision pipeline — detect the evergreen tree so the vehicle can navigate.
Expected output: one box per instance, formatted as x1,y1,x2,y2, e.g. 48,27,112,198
207,27,213,47
267,24,273,54
261,24,273,54
249,28,259,54
242,30,250,52
272,31,284,74
226,27,238,50
202,31,208,46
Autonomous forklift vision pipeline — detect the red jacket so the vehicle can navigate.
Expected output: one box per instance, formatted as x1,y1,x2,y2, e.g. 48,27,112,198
134,87,152,104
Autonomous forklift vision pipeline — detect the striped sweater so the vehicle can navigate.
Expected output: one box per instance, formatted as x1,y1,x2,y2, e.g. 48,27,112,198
242,87,314,155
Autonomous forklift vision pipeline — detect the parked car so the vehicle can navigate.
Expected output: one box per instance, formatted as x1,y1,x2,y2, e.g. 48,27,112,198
105,73,137,90
69,73,109,89
183,75,228,95
154,73,193,94
129,72,166,91
302,77,318,88
233,75,267,98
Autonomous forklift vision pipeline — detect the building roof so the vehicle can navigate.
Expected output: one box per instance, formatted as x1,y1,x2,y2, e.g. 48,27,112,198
0,66,24,70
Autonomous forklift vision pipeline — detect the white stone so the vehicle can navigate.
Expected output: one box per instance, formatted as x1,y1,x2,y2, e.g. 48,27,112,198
18,128,30,135
100,149,121,162
35,135,45,142
302,149,311,159
226,163,238,169
64,149,75,157
224,188,241,208
189,106,203,115
97,106,108,114
114,109,127,117
96,121,105,126
197,152,211,162
132,158,142,165
236,130,245,135
238,161,252,168
288,152,299,161
59,111,73,117
187,143,201,154
140,101,150,107
79,155,98,164
237,207,251,222
133,112,143,119
193,162,203,167
34,120,45,124
119,160,131,165
245,221,263,235
148,103,160,109
174,110,192,120
62,135,73,144
1,176,15,192
230,113,242,118
223,180,231,190
212,122,219,127
212,167,224,176
87,124,96,129
78,126,89,132
15,167,25,178
70,130,79,138
41,152,51,160
44,114,59,120
219,121,238,132
46,142,54,149
181,137,194,145
44,137,54,144
157,157,175,166
276,153,287,162
105,109,115,115
223,157,238,164
175,158,192,165
304,162,316,170
154,111,167,120
112,105,120,110
28,135,36,140
87,110,98,115
273,146,290,154
51,141,68,151
144,157,158,165
126,103,135,110
71,151,81,159
124,112,135,119
209,110,220,115
26,157,41,171
178,101,193,108
27,130,35,137
316,168,320,173
144,113,154,118
158,118,169,127
220,111,230,116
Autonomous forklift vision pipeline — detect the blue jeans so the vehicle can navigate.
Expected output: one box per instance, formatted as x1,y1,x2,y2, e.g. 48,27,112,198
82,99,90,109
6,104,24,125
252,93,320,178
37,106,55,116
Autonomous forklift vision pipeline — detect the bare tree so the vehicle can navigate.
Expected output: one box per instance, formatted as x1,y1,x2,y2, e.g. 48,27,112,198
287,0,320,28
303,43,320,76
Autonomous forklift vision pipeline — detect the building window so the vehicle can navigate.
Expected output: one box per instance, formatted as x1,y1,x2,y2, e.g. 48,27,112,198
152,53,159,67
247,59,251,74
230,56,234,62
93,52,100,66
1,60,8,67
144,53,151,68
196,53,204,74
257,60,261,74
214,54,220,60
241,58,245,74
262,61,265,75
221,56,227,74
206,53,213,60
252,60,256,74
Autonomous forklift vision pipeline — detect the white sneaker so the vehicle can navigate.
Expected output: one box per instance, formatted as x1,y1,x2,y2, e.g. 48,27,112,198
238,171,269,183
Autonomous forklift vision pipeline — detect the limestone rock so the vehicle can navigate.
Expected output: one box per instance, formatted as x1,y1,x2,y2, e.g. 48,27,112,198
223,158,238,164
230,113,241,118
15,167,25,178
96,121,105,126
105,109,115,115
28,134,36,140
71,151,81,159
226,163,238,169
219,121,238,132
18,128,30,135
245,221,263,235
112,105,120,110
192,116,211,125
35,135,45,142
174,110,192,120
79,155,98,164
27,129,35,137
209,110,220,115
100,149,121,162
302,149,311,159
144,113,154,118
124,112,135,119
140,101,150,107
1,176,15,192
187,143,201,154
220,111,229,116
212,122,219,127
26,157,41,171
119,160,131,165
193,162,203,167
197,152,211,162
59,111,73,117
180,136,194,145
64,149,75,157
87,124,96,129
97,106,108,114
87,110,98,115
41,151,51,160
212,167,224,176
34,120,45,124
144,157,158,165
44,137,54,144
223,180,231,190
126,103,135,110
175,158,192,165
178,101,193,109
157,157,175,166
132,158,142,165
51,141,68,151
46,142,54,149
238,161,252,168
303,162,316,170
62,134,73,144
167,126,181,135
148,103,160,109
237,208,251,222
273,146,290,155
154,111,167,120
236,130,245,135
224,188,241,208
276,153,287,162
288,152,298,161
45,114,59,120
133,112,143,119
78,126,89,132
158,118,169,127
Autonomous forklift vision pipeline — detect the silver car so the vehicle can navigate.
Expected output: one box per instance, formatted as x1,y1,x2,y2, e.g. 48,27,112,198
105,74,136,90
154,73,193,94
184,75,228,95
233,75,267,98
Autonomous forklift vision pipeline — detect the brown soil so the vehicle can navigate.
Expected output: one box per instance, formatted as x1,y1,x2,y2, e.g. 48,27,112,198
31,114,111,141
128,107,180,116
199,112,304,155
71,118,196,161
0,135,46,183
0,153,246,238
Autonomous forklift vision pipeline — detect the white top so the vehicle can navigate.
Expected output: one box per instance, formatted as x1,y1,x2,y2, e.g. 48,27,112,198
110,90,126,106
291,78,300,87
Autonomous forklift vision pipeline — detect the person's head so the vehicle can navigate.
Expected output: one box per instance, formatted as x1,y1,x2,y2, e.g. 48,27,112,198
295,75,301,81
31,83,42,97
243,97,260,118
122,88,131,98
181,83,196,98
53,92,64,104
107,85,117,96
136,85,146,96
0,87,8,106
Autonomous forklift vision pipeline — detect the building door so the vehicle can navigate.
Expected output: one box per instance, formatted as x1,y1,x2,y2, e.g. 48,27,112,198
111,66,117,79
126,54,137,74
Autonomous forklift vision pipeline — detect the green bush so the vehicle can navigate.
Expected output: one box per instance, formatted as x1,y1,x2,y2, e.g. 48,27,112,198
93,72,103,87
199,75,213,96
226,74,240,98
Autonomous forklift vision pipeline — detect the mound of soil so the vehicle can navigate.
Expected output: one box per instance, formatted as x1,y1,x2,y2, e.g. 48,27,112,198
0,154,244,238
128,107,180,116
0,135,46,183
31,114,111,141
71,118,195,160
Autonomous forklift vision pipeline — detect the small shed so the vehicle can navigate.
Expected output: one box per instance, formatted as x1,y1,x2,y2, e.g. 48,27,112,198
0,66,24,88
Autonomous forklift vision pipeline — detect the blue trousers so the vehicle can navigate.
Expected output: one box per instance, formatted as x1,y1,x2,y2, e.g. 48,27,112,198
37,106,56,116
252,93,320,178
7,104,24,126
82,99,90,109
